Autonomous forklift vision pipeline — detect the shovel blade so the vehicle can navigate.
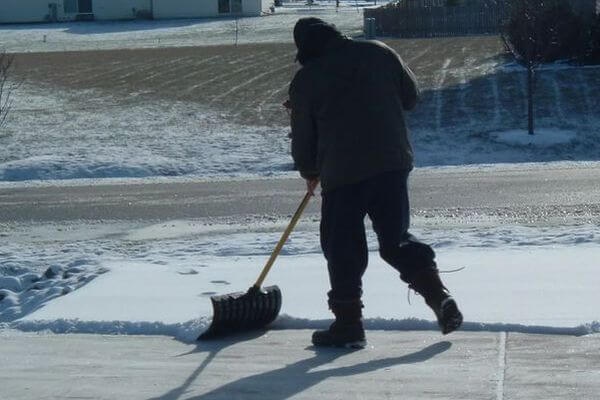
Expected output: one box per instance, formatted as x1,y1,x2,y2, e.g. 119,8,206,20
198,285,282,340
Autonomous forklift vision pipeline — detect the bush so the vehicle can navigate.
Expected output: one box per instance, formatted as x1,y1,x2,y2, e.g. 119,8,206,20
504,0,588,64
583,14,600,63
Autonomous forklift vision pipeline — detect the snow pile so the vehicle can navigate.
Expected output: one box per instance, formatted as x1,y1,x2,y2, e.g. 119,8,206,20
0,262,107,322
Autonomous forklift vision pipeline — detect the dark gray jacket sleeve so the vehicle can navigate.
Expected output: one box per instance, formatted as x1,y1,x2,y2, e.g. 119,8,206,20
391,50,420,111
289,73,319,179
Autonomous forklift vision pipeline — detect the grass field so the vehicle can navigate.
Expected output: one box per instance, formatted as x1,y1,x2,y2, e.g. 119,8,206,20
4,35,599,176
12,36,599,131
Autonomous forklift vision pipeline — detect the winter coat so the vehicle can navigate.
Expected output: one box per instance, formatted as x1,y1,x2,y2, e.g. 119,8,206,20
289,38,420,193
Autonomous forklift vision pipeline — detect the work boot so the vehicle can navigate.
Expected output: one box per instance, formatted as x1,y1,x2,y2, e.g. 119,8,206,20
406,265,463,335
312,299,366,348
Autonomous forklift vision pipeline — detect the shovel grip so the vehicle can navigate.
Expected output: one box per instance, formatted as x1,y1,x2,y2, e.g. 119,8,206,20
254,192,312,288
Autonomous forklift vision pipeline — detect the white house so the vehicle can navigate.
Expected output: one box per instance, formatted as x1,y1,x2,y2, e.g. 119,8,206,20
153,0,272,19
0,0,272,24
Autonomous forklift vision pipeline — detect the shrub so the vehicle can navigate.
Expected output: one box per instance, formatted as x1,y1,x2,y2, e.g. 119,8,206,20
583,14,600,63
504,0,589,64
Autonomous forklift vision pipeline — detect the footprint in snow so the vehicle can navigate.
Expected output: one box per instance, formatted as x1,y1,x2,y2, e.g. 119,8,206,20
210,280,230,285
177,269,199,275
200,291,217,297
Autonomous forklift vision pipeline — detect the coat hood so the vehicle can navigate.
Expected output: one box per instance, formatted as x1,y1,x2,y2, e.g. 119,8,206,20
293,17,347,66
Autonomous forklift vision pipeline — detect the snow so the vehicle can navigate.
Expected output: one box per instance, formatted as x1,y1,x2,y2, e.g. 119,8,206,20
2,222,599,342
1,1,599,347
1,80,597,183
491,129,577,147
0,2,377,53
0,88,294,183
14,246,600,342
1,3,598,183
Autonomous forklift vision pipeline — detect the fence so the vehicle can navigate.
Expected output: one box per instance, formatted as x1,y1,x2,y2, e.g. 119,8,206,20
363,0,598,38
364,2,509,38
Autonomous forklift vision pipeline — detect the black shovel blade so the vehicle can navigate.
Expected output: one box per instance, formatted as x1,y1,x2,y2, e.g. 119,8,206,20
198,285,282,340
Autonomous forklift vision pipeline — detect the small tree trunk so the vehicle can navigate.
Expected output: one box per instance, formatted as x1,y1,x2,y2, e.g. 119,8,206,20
527,62,535,135
0,52,16,130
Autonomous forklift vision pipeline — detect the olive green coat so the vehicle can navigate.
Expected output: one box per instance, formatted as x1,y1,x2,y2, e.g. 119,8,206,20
289,39,419,192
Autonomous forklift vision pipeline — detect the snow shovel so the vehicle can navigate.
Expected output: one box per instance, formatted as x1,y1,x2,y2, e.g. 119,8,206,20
198,192,312,340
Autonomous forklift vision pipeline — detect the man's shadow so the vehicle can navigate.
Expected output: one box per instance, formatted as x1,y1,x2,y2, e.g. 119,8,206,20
148,334,451,400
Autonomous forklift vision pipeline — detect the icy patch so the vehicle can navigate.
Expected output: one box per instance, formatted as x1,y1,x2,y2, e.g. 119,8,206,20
490,129,577,147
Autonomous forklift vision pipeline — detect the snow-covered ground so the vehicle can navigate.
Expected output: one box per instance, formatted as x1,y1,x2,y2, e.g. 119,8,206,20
1,78,596,184
2,219,599,342
1,1,599,344
0,2,370,183
0,1,377,53
1,2,598,183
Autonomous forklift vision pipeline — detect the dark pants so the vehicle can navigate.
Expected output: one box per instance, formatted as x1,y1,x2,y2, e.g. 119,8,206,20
320,169,433,302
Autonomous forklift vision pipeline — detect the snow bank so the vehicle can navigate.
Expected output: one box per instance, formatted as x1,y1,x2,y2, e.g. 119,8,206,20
0,154,191,182
0,263,107,322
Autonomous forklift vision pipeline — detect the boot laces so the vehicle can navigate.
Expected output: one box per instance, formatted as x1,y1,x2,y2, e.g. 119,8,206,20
406,266,466,305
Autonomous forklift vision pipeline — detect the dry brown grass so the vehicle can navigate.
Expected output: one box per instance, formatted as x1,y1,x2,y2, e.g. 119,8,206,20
12,36,599,134
11,37,505,126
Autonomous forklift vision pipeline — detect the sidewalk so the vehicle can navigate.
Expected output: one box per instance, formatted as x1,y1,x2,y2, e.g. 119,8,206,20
1,330,598,400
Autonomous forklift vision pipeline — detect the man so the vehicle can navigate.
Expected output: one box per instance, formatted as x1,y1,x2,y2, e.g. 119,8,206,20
288,17,463,348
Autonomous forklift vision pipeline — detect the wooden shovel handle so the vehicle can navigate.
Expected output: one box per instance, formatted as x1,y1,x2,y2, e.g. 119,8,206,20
254,192,312,288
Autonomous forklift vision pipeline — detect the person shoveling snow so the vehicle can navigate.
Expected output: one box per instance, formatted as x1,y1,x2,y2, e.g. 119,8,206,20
288,17,463,348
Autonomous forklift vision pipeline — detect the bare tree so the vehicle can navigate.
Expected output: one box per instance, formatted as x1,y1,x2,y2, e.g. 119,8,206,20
503,0,585,135
502,0,542,135
522,0,538,136
0,51,18,131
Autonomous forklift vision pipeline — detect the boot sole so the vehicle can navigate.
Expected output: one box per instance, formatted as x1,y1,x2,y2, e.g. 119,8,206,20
342,339,367,349
440,298,463,335
312,339,367,349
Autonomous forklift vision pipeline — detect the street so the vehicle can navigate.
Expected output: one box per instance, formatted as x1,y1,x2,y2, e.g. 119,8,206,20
1,163,599,225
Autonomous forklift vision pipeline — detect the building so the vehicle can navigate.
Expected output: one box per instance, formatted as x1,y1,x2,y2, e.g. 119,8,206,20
0,0,273,24
154,0,272,19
